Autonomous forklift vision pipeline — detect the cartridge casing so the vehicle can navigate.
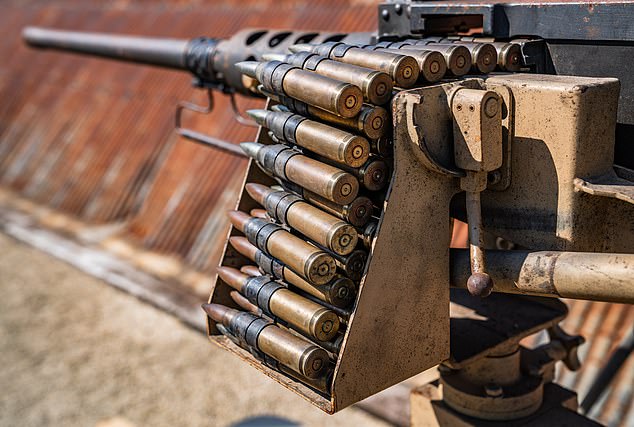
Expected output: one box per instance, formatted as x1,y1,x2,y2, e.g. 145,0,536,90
315,154,390,192
490,42,522,71
268,286,340,341
232,211,337,285
302,189,374,228
435,42,497,73
219,268,340,341
242,142,359,205
284,155,359,205
373,46,447,83
400,44,471,77
215,321,333,393
263,90,389,139
204,304,329,378
333,249,368,281
257,324,328,378
306,42,420,88
255,110,370,168
230,236,357,308
247,184,358,255
252,60,363,118
284,52,393,105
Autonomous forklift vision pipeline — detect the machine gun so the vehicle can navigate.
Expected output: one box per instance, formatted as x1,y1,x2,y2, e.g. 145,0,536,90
22,2,634,424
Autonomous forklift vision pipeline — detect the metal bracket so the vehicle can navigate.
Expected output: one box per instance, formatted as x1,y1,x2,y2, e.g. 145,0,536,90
174,88,245,157
574,174,634,205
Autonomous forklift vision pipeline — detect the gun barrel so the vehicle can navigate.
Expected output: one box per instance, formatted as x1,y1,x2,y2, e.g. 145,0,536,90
23,27,193,70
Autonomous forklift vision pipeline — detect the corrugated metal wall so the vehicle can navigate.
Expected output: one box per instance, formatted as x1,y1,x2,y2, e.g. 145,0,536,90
1,1,631,425
0,0,378,271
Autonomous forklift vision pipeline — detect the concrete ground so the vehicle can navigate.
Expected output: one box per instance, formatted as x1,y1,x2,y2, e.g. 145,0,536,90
0,232,389,427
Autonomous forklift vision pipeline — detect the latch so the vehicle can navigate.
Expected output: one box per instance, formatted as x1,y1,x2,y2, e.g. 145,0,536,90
451,88,503,297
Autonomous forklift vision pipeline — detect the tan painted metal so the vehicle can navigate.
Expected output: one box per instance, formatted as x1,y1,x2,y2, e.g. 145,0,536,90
481,74,633,252
450,249,634,303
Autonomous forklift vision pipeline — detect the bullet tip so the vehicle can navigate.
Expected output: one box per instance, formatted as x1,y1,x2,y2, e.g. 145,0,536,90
217,265,247,290
229,236,259,261
227,210,252,232
245,183,270,204
261,52,287,62
288,43,314,53
239,141,262,159
201,303,228,323
234,61,259,79
246,109,268,125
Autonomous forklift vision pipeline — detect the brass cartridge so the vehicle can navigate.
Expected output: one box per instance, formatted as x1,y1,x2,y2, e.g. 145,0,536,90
240,142,359,205
262,89,389,140
434,42,497,73
269,52,393,105
247,109,370,168
218,267,340,341
313,154,390,192
367,44,446,83
228,210,336,285
246,183,358,256
230,237,356,308
300,188,374,228
398,43,471,77
235,60,362,118
215,321,333,394
489,42,522,71
332,248,368,281
417,38,522,71
203,303,329,378
290,42,419,88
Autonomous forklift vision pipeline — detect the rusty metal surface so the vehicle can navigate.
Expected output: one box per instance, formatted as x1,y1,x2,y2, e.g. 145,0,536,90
0,0,378,273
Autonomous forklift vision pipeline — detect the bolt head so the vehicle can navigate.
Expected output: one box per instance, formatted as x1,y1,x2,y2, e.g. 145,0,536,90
484,383,503,397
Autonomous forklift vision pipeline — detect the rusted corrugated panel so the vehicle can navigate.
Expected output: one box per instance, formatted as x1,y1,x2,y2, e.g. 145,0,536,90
0,0,378,272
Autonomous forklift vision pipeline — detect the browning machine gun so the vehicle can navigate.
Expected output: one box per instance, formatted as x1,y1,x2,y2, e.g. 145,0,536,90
22,1,634,424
